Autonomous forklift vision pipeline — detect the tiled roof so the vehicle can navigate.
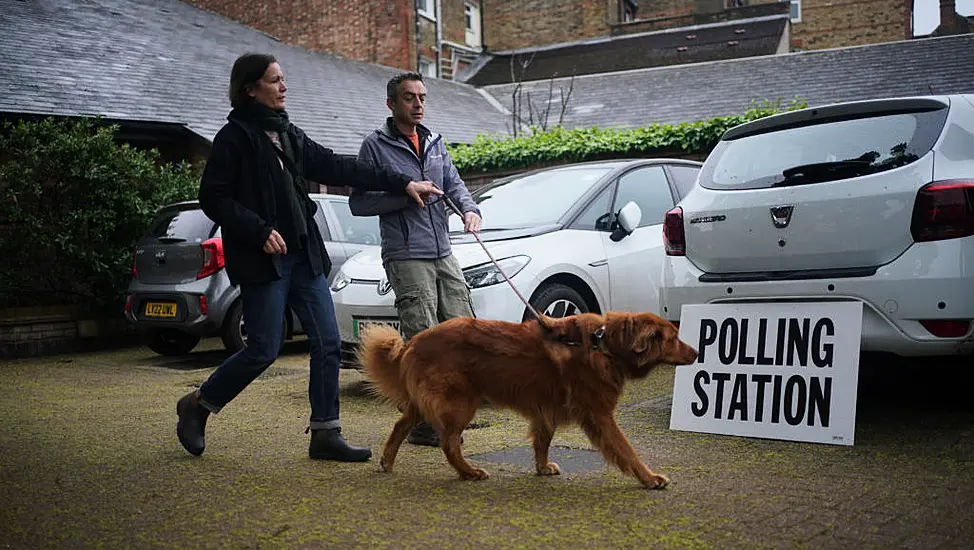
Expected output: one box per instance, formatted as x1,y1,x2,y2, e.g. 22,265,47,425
481,34,974,130
461,15,789,87
0,0,509,154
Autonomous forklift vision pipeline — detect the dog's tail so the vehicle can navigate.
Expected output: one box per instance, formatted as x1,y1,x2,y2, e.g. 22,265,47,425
357,325,410,408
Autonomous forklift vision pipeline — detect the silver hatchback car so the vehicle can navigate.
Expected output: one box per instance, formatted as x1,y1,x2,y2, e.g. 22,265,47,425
125,193,379,356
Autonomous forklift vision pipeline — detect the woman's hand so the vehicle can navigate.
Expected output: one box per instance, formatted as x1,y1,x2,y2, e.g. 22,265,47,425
263,229,287,255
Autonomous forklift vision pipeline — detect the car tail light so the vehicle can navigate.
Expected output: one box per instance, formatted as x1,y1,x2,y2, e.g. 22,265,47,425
663,207,686,256
131,249,138,280
919,320,971,338
199,295,208,315
197,237,225,280
911,180,974,242
125,295,133,314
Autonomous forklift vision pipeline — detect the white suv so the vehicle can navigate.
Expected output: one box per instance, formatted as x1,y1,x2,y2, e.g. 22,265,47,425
659,95,974,357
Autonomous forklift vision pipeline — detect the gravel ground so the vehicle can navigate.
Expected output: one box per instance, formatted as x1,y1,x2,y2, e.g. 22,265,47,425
1,339,971,549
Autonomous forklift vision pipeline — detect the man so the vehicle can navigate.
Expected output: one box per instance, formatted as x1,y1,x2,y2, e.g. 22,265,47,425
175,54,443,462
350,72,482,447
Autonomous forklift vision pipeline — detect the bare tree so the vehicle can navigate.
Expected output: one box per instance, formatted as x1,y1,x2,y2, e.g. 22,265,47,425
507,53,575,138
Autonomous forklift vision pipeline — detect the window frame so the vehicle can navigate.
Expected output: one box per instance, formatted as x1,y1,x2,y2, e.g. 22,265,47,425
465,2,482,48
789,0,802,23
607,164,678,229
418,0,436,21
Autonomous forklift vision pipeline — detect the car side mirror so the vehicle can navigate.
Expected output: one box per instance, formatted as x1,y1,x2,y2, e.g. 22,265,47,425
610,201,641,242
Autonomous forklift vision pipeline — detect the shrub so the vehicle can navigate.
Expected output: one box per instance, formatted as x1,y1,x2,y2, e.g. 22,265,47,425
448,98,807,173
0,117,199,313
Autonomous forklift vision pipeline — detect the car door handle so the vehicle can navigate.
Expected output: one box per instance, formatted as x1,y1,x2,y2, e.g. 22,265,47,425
588,259,608,267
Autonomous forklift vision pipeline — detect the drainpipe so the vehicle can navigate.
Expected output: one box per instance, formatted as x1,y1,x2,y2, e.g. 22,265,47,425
415,0,422,73
436,0,443,78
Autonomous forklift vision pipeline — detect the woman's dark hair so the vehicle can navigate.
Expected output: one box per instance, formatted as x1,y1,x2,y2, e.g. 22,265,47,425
229,53,277,108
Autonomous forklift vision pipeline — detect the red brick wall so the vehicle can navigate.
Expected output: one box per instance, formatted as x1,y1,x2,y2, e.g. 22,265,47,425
483,0,613,50
184,0,417,71
791,0,911,50
442,0,469,44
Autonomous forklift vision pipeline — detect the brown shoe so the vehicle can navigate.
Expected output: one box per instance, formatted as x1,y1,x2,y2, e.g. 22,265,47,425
176,390,209,456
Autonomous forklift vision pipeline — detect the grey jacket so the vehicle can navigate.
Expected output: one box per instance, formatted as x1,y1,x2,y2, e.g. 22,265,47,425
350,120,480,263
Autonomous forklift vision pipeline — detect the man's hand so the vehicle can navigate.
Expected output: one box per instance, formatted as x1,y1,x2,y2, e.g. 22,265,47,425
263,229,287,255
405,180,443,206
463,211,482,233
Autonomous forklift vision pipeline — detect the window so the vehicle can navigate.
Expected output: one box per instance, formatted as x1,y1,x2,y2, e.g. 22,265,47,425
418,0,435,20
145,206,215,241
621,0,638,22
789,0,801,23
465,2,482,48
668,164,701,199
569,185,613,231
612,166,674,228
328,200,380,245
448,166,613,231
418,57,436,78
700,108,949,191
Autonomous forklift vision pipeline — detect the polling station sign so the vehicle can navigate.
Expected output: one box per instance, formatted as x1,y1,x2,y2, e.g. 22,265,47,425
670,302,863,446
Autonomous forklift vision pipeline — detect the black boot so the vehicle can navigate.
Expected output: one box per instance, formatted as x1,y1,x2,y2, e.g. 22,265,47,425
308,428,372,462
176,390,209,456
407,421,441,447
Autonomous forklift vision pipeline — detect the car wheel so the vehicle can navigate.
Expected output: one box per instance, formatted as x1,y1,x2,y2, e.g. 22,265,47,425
525,283,589,321
221,300,287,353
147,329,201,356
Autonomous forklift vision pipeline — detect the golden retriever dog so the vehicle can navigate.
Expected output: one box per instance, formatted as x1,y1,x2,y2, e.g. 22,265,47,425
358,311,698,489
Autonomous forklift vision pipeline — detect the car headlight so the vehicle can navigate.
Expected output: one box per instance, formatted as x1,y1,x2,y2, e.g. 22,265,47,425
463,255,531,289
330,270,351,292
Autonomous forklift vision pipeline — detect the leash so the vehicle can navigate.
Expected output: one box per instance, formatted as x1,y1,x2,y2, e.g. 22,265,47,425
443,196,605,350
443,196,545,324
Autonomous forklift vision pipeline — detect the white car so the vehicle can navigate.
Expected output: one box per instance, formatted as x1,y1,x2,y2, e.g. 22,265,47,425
331,159,702,364
659,94,974,358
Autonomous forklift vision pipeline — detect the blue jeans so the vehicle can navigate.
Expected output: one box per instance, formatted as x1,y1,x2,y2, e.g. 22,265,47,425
198,253,342,430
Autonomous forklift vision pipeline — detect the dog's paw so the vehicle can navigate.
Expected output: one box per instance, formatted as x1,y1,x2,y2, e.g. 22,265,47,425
642,474,670,490
537,462,561,476
461,468,490,481
379,457,393,473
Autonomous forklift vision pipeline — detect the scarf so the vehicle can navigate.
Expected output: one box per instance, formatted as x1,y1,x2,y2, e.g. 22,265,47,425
235,102,309,249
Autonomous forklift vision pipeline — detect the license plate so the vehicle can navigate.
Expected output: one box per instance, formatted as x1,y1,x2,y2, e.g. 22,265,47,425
144,302,177,318
353,318,400,339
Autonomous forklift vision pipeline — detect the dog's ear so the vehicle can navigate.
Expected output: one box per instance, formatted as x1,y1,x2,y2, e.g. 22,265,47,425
632,320,662,355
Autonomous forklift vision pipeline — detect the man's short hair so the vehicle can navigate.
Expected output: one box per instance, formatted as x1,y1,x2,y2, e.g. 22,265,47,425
387,72,424,100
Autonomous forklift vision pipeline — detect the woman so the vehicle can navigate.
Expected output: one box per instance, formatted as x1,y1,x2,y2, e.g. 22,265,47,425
175,53,441,461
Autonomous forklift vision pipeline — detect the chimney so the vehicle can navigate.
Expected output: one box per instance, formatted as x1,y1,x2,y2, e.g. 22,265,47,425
933,0,972,35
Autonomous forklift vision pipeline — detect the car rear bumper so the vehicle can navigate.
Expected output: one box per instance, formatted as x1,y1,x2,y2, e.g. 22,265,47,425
659,237,974,357
124,277,237,337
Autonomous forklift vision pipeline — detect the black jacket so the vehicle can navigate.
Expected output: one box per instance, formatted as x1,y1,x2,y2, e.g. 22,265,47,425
198,111,412,285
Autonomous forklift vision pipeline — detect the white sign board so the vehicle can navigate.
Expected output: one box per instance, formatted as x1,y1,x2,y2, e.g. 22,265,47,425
670,302,863,446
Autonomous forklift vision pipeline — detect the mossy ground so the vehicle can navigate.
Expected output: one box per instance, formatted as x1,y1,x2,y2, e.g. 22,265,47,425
1,340,972,549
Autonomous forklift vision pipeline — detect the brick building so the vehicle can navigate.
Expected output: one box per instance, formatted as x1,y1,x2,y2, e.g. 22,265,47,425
185,1,970,80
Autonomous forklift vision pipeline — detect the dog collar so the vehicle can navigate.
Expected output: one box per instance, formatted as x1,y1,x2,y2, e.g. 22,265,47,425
591,325,606,350
556,324,606,350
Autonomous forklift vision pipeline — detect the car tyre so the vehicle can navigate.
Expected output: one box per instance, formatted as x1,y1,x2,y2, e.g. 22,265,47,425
147,329,201,356
525,283,590,321
221,300,288,353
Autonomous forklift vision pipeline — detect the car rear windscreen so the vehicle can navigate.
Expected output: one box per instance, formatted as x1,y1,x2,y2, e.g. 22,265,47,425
700,107,949,190
145,206,215,241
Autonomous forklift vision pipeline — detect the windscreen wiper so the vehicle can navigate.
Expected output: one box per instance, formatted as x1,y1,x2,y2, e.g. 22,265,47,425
774,160,875,187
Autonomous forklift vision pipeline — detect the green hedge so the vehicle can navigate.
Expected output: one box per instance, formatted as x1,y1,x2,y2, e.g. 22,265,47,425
0,117,200,313
448,98,807,173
